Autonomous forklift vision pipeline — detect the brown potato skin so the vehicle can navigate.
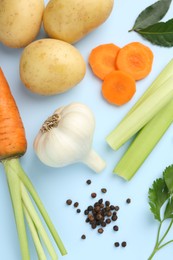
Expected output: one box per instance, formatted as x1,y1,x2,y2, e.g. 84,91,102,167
0,0,44,48
19,39,86,96
43,0,114,44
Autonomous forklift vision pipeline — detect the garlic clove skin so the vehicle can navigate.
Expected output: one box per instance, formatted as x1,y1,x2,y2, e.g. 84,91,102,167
34,102,106,172
82,149,106,173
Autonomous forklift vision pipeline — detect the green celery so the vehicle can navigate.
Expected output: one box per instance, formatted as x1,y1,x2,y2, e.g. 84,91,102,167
122,58,173,117
114,99,173,180
106,75,173,150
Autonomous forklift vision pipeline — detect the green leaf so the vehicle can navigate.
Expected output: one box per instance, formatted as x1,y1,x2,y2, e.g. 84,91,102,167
163,164,173,193
130,0,172,31
164,197,173,219
148,178,169,221
136,18,173,47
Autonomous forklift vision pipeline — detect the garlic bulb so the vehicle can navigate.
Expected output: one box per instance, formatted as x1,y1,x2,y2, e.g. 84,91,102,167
34,102,106,173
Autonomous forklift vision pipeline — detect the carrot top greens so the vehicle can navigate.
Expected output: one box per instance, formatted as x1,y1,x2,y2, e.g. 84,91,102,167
148,165,173,259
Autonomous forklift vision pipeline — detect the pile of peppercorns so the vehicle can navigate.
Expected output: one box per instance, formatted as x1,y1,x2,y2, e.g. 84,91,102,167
65,179,131,249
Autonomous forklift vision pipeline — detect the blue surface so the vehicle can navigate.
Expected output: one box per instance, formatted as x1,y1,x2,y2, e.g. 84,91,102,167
1,1,173,259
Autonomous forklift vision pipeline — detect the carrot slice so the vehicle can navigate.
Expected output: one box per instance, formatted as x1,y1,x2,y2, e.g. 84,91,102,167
115,42,154,80
89,43,120,80
102,70,136,106
0,68,27,160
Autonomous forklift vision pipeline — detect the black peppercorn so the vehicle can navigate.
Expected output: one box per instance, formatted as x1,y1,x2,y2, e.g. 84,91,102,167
114,242,120,247
101,188,107,193
91,223,97,229
87,205,93,211
126,198,131,204
91,192,97,198
98,198,103,204
66,199,72,205
98,228,104,234
114,206,120,211
106,218,111,224
101,221,106,227
113,225,119,231
81,234,86,240
86,179,91,185
112,215,118,221
121,241,127,247
74,202,79,208
110,205,115,210
105,201,110,206
84,209,89,215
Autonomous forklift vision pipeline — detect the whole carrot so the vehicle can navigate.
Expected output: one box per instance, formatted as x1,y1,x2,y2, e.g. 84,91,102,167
0,68,27,159
0,68,67,259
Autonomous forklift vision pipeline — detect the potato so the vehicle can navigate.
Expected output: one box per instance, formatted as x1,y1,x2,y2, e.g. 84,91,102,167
0,0,44,48
19,38,86,95
43,0,114,44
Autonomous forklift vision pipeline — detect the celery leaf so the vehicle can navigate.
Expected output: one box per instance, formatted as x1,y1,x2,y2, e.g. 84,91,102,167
164,197,173,219
130,0,172,31
163,164,173,193
148,178,169,221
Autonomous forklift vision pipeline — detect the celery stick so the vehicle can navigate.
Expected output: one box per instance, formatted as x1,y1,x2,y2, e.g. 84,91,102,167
114,99,173,180
124,58,173,115
106,75,173,150
106,59,173,150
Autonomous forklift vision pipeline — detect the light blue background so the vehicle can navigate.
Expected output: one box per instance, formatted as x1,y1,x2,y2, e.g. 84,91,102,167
1,1,173,259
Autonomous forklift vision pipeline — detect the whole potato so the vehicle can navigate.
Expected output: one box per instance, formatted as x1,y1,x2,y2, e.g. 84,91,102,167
19,38,86,95
43,0,114,44
0,0,44,48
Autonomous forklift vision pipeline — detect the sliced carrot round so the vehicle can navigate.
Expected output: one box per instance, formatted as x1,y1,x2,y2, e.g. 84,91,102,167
102,70,136,106
115,42,154,80
89,43,120,80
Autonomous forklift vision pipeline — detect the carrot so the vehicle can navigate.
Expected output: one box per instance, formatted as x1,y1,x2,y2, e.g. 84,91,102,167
89,43,120,80
0,68,27,160
115,42,154,80
102,70,136,106
0,67,67,259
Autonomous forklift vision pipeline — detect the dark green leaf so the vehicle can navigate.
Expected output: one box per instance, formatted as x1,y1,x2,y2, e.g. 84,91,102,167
136,18,173,47
148,178,169,221
163,165,173,193
130,0,172,31
164,197,173,219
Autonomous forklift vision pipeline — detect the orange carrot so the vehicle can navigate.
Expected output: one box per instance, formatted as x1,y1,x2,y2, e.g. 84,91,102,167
115,42,154,80
0,68,27,160
89,43,120,80
102,70,136,106
0,68,66,259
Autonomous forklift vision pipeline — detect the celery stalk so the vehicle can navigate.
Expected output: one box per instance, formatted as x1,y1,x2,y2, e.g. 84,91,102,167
106,75,173,150
114,99,173,180
124,58,173,116
106,59,173,150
